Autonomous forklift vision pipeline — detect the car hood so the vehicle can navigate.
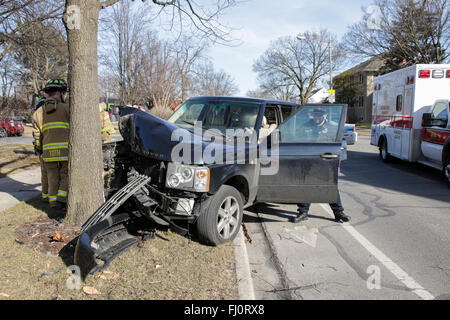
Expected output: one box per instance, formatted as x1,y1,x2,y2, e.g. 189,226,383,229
119,107,255,165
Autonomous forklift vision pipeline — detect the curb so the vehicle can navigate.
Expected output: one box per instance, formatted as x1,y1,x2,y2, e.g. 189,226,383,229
255,209,294,300
233,227,255,300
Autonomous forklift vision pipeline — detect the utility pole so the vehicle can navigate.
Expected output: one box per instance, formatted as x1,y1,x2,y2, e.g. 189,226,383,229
329,35,335,103
329,37,332,92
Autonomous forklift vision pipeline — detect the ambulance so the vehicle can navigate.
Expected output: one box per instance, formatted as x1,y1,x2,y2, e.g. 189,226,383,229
370,64,450,184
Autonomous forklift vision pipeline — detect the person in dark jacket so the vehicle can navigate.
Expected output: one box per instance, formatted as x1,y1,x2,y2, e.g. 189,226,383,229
291,108,350,223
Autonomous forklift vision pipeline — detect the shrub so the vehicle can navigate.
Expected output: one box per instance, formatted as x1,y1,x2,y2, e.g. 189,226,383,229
149,105,174,120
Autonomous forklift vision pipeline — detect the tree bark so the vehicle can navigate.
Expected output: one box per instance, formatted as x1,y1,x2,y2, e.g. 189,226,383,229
63,0,104,225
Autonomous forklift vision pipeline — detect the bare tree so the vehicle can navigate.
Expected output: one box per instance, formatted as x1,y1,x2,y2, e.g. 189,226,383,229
140,35,179,108
100,0,150,105
253,30,345,104
63,0,239,225
174,35,208,101
0,0,63,62
191,61,239,96
13,19,68,107
343,0,449,72
0,54,15,110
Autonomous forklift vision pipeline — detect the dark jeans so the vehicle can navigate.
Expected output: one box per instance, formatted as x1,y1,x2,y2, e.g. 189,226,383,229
297,191,344,214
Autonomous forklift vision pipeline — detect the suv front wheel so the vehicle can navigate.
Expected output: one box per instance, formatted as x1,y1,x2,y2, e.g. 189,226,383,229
196,185,243,246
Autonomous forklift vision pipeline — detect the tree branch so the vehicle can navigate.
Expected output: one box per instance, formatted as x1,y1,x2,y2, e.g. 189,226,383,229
100,0,121,9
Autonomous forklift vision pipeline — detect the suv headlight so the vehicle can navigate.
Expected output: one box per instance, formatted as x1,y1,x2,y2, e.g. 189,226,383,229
166,163,209,192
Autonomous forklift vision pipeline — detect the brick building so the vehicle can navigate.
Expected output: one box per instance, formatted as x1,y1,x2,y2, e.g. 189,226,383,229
334,57,385,123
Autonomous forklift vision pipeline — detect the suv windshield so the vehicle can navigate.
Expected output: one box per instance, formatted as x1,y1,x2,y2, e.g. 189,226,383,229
168,100,261,134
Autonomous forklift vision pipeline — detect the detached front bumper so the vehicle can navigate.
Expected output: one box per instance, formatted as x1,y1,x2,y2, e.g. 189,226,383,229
74,213,141,279
74,173,200,278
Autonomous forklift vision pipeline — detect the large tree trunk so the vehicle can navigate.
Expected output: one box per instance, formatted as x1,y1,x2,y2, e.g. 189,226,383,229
63,0,104,225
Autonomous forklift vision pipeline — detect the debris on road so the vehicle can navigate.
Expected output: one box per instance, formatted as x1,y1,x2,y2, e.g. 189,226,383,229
242,223,252,244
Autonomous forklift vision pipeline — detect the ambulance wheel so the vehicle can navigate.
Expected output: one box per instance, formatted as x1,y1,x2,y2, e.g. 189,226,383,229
379,138,391,163
444,153,450,187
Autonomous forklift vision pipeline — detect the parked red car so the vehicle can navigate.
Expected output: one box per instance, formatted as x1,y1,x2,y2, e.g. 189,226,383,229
0,117,24,137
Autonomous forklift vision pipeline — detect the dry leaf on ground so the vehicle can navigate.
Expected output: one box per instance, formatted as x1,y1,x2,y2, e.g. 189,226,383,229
83,286,101,295
50,231,65,242
98,271,120,280
0,293,10,297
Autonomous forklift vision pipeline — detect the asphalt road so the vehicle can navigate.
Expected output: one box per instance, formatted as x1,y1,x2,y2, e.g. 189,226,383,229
0,134,33,145
244,134,450,300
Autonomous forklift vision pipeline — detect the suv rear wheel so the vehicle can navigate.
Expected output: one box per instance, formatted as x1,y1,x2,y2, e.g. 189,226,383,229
196,185,243,246
0,127,6,138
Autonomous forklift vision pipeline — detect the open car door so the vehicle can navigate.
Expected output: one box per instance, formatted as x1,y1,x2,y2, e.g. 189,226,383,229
257,104,347,203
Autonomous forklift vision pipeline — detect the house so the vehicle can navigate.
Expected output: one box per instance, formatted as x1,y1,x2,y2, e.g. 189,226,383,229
334,57,385,123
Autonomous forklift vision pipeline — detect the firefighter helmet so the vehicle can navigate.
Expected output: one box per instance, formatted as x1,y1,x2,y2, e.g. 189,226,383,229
44,79,68,93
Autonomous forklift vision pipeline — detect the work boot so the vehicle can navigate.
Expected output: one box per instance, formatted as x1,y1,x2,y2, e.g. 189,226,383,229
51,203,67,212
291,212,308,223
334,211,350,222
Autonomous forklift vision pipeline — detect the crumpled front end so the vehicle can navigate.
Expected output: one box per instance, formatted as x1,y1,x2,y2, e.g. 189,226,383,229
74,108,218,278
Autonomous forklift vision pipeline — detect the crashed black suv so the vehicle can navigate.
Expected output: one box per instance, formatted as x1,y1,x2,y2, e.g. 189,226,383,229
75,96,347,277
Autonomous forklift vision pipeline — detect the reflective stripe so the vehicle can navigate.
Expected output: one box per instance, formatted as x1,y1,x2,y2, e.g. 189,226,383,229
41,122,69,133
102,125,115,133
49,196,57,202
42,193,48,199
104,114,110,120
57,190,67,197
43,142,69,150
36,140,41,147
43,156,69,162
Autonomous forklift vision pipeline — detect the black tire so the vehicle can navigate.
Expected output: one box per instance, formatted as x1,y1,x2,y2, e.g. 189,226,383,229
379,138,391,163
444,153,450,188
196,185,243,246
0,127,6,138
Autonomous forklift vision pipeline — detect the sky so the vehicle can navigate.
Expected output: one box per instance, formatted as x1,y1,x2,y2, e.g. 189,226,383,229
206,0,375,96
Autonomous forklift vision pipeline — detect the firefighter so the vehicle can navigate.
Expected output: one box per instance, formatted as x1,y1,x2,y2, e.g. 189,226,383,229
32,79,69,212
99,102,115,143
33,95,48,202
291,108,350,223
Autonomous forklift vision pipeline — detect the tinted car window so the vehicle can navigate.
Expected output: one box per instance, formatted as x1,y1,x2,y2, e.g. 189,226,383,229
280,105,296,122
279,105,343,143
169,102,208,126
168,100,260,134
432,102,447,120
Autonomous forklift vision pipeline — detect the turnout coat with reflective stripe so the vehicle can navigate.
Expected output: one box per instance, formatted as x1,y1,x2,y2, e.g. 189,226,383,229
99,104,115,142
32,98,70,162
